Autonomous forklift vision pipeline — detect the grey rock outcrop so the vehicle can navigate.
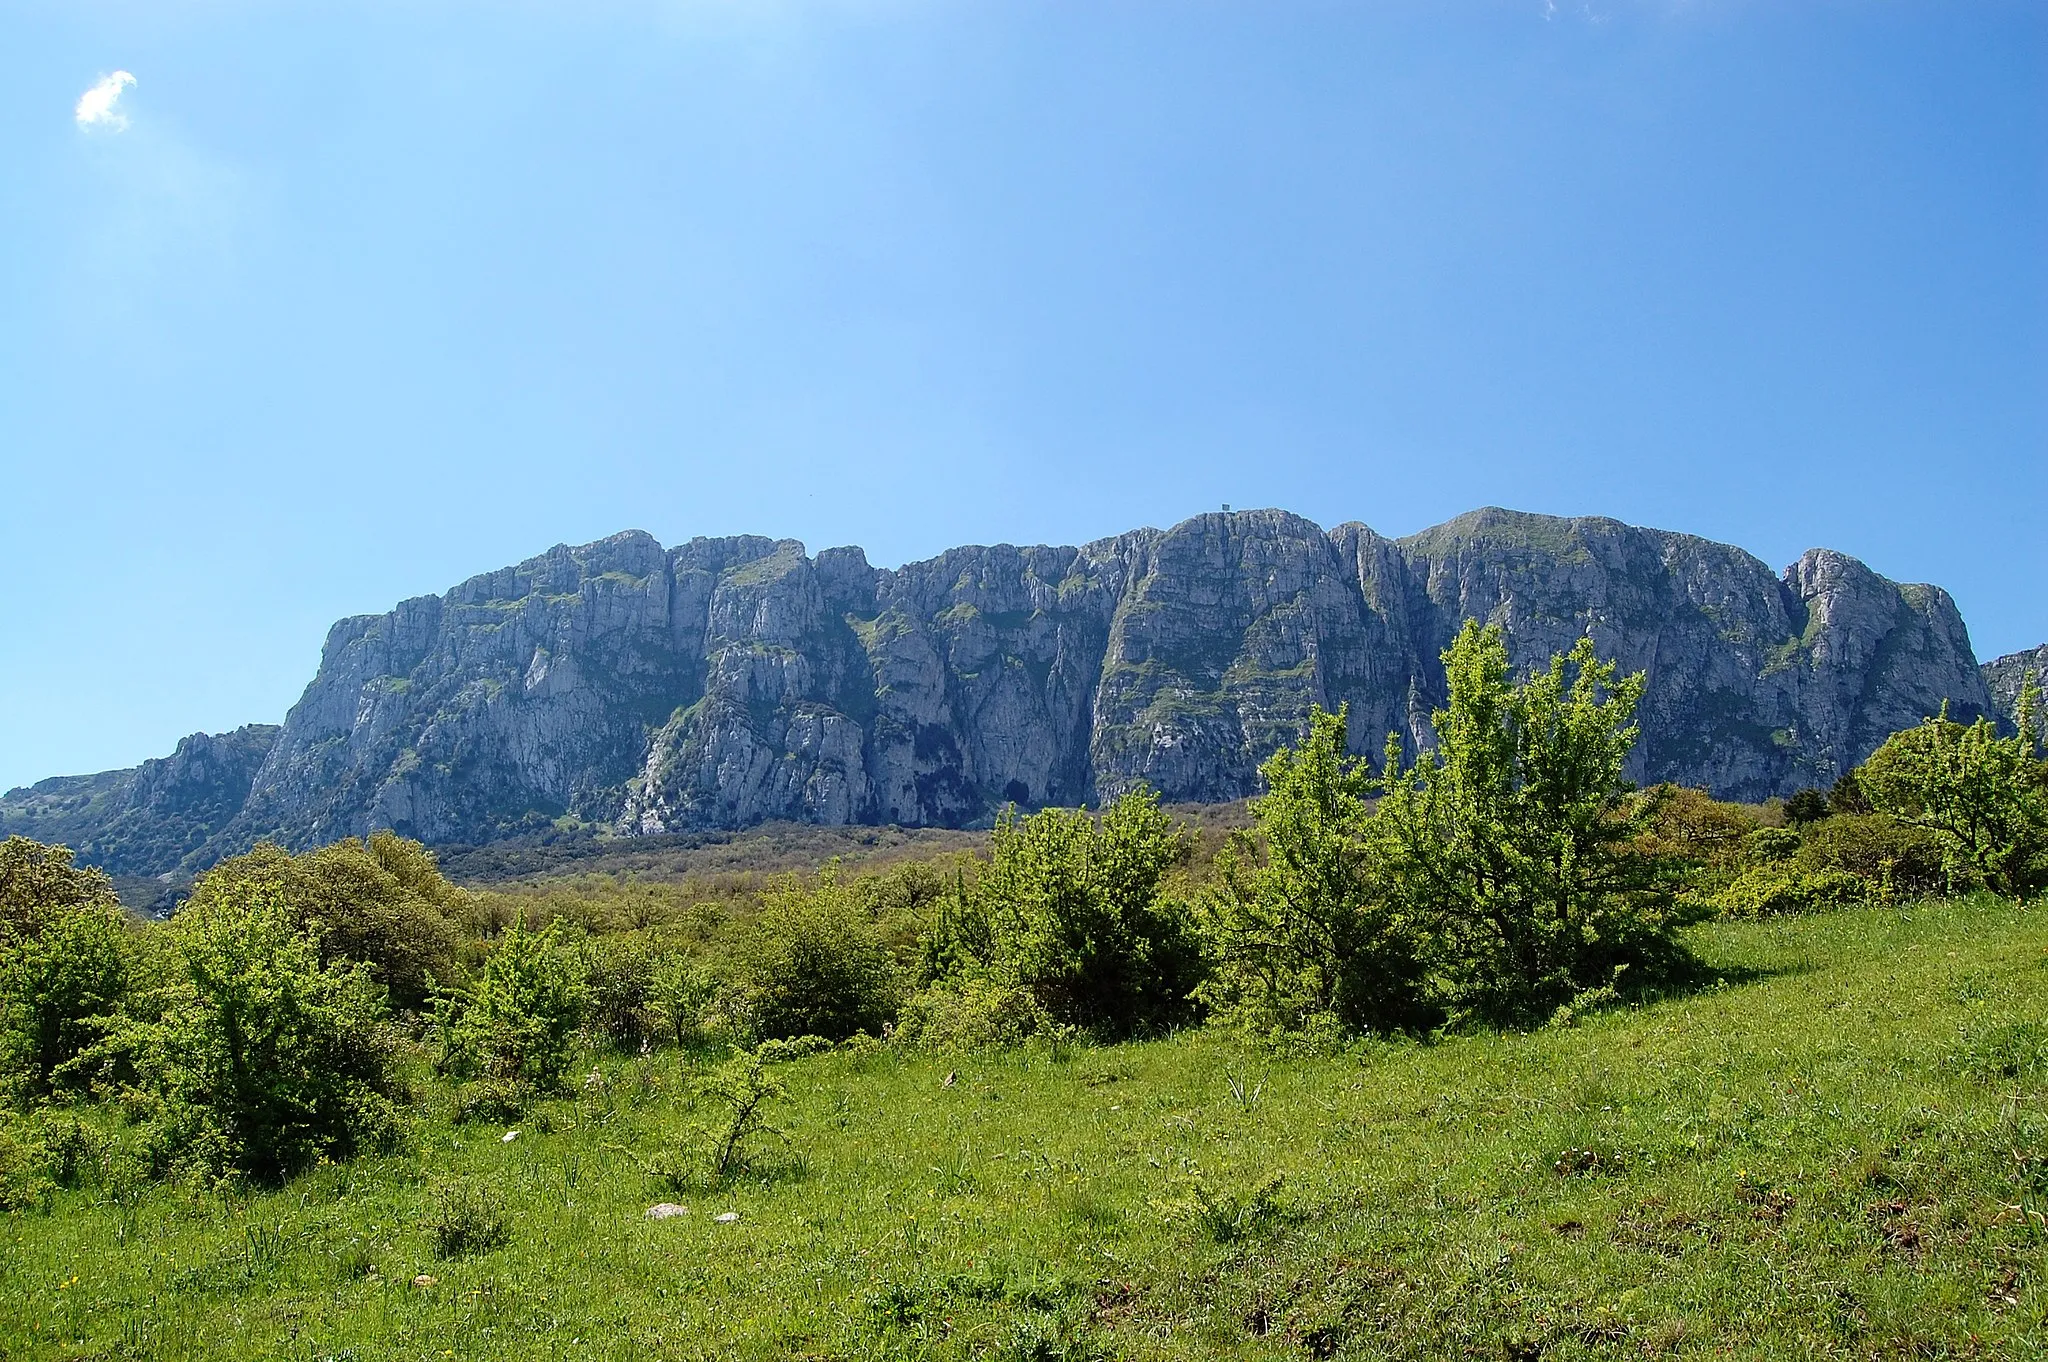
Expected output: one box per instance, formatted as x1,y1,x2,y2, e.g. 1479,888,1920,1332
0,725,279,875
7,508,2001,876
1983,644,2048,733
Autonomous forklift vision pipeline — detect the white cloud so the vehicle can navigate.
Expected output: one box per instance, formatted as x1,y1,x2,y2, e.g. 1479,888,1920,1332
75,71,137,131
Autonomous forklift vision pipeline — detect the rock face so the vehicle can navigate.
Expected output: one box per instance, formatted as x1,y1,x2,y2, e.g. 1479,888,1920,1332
0,725,280,875
6,509,1998,876
1983,644,2048,733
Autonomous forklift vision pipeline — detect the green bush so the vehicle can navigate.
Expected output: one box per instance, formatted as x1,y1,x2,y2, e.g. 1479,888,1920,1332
930,790,1204,1038
438,917,587,1096
0,836,116,938
1704,865,1867,919
194,834,463,1013
1784,788,1830,826
1858,685,2048,900
429,1180,511,1258
648,950,718,1049
689,1043,790,1182
724,878,901,1042
1373,623,1698,1026
583,936,659,1052
1633,786,1760,871
894,978,1051,1051
0,839,128,1102
1795,814,1947,899
114,872,406,1181
0,1108,110,1209
1199,707,1427,1036
1829,771,1872,815
449,1079,528,1126
0,1114,58,1210
1742,826,1801,864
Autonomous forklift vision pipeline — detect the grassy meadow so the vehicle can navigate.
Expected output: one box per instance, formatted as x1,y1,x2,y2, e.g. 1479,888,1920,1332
4,894,2044,1361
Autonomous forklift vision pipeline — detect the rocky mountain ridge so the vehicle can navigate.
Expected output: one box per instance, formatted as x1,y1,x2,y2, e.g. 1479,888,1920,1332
1983,643,2048,735
4,507,2026,879
0,725,279,878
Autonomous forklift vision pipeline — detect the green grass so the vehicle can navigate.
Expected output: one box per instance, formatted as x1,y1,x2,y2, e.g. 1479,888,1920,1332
6,897,2047,1360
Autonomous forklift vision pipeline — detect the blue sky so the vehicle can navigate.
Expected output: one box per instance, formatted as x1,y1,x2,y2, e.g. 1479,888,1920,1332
2,0,2042,791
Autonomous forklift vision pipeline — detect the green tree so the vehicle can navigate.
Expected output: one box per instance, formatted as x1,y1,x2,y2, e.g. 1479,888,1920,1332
945,789,1202,1036
1795,813,1946,899
117,870,403,1179
648,949,717,1049
0,839,128,1102
724,876,901,1042
195,834,463,1012
1828,771,1873,815
582,934,659,1052
1199,706,1427,1035
1856,675,2048,900
1374,622,1694,1025
1784,788,1830,827
439,917,587,1093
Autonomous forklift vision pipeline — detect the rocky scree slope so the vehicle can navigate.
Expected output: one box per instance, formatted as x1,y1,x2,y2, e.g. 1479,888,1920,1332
1,508,2002,877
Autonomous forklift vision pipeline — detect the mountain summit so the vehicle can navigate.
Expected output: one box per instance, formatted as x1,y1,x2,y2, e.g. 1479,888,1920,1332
3,508,2007,877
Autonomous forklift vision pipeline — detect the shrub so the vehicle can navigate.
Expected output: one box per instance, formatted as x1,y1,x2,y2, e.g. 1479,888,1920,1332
583,936,659,1052
1743,826,1802,864
692,1043,789,1181
115,873,406,1181
1829,771,1873,816
1633,787,1759,871
895,978,1051,1051
439,917,587,1096
1373,623,1698,1026
1784,788,1830,826
429,1180,510,1258
1199,707,1427,1036
931,790,1204,1037
1795,814,1947,899
0,836,118,936
0,1108,110,1209
192,835,463,1012
0,1115,57,1210
0,839,128,1102
1857,684,2048,900
850,857,958,924
449,1079,528,1125
724,878,901,1042
1705,865,1867,919
648,950,718,1049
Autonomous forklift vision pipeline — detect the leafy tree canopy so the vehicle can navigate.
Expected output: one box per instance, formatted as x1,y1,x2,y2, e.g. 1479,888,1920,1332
1857,674,2048,900
1373,622,1696,1026
1199,705,1428,1036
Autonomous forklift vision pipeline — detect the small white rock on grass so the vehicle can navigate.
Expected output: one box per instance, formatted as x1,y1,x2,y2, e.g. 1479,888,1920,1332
501,1129,519,1143
644,1203,689,1220
714,1211,740,1224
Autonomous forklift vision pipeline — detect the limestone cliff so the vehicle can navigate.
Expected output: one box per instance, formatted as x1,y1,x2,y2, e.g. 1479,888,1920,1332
6,508,1998,875
1983,644,2048,733
0,725,280,875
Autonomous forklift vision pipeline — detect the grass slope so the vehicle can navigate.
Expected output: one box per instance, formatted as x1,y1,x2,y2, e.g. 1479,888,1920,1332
6,897,2046,1361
